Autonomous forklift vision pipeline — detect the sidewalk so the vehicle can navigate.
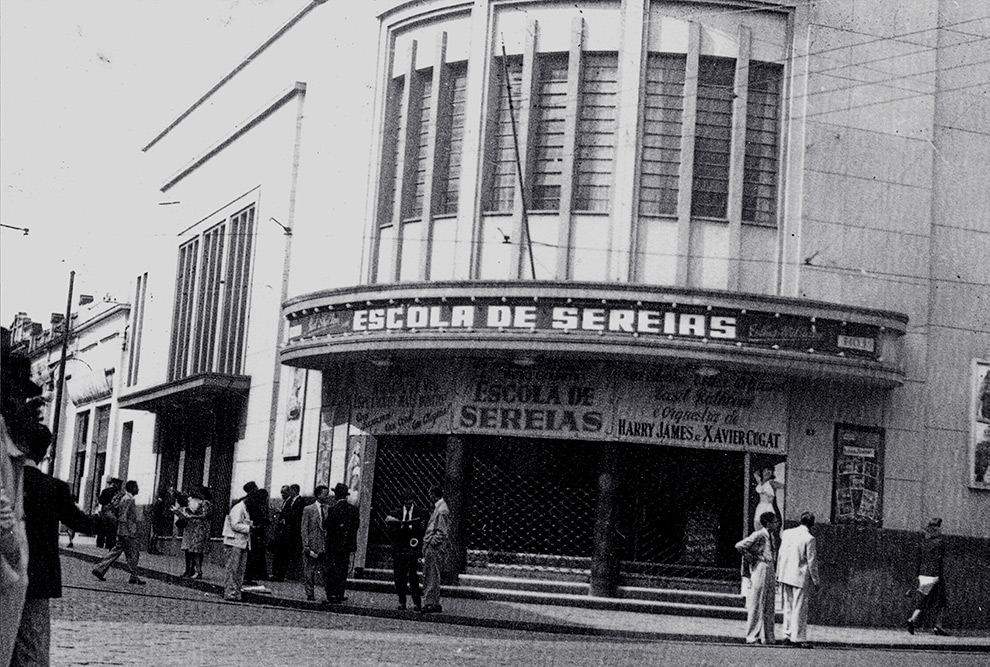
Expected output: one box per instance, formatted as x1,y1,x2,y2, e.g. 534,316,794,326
61,535,990,653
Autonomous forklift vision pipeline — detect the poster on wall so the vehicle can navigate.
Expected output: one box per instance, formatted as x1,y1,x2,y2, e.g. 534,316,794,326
282,367,307,460
970,359,990,489
614,367,787,453
349,364,455,436
831,424,884,527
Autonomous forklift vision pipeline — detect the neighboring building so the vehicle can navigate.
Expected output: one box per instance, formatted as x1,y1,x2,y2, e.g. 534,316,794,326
7,297,151,514
118,0,987,627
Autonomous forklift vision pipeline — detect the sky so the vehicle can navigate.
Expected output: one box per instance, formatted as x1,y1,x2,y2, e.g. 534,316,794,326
0,0,295,326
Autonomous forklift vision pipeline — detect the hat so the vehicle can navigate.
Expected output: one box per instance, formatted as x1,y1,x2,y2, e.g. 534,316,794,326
333,483,349,498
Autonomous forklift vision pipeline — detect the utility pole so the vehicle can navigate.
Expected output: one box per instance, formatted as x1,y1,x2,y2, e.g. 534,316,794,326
49,270,74,477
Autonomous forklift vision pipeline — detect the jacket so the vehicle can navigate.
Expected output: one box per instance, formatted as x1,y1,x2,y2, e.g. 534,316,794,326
301,501,327,555
424,498,450,552
223,500,252,549
324,499,359,554
776,524,819,588
390,503,426,555
115,491,140,538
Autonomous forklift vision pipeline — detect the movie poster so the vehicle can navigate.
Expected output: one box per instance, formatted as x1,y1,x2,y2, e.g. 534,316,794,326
832,424,885,527
970,359,990,489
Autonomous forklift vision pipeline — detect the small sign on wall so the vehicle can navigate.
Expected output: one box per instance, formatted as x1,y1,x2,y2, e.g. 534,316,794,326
831,424,885,527
971,359,990,490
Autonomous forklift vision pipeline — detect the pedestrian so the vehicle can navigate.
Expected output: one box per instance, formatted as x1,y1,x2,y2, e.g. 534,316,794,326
421,485,450,614
175,486,212,579
96,478,123,550
776,511,820,647
1,327,37,666
62,493,80,549
323,483,359,604
386,488,425,611
300,485,329,602
271,483,303,582
735,510,779,645
222,491,253,601
906,517,950,636
91,480,145,585
14,418,99,667
243,485,270,585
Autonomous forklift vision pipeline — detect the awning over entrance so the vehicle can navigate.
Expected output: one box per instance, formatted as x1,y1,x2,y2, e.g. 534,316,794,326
117,372,250,414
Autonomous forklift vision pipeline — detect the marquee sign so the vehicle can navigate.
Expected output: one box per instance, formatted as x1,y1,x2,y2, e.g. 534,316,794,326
287,295,882,359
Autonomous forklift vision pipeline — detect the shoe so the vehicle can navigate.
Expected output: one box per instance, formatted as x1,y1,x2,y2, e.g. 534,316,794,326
933,627,951,636
781,638,793,646
413,604,422,612
906,619,915,635
128,578,146,585
91,569,106,581
192,573,203,580
224,595,241,602
396,603,406,610
306,595,316,602
745,639,759,645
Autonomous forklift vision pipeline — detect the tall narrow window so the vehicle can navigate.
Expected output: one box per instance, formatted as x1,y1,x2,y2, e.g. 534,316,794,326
379,76,406,226
218,205,254,374
435,63,467,215
127,271,148,387
743,63,782,225
639,54,685,216
691,57,735,218
168,239,198,381
531,55,569,211
193,223,225,374
574,54,618,212
71,410,90,499
484,56,523,212
405,70,433,219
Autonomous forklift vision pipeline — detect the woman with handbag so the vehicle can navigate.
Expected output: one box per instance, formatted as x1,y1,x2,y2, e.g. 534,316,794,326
906,517,950,636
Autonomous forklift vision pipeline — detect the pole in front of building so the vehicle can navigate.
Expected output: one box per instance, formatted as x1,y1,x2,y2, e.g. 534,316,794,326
49,269,74,478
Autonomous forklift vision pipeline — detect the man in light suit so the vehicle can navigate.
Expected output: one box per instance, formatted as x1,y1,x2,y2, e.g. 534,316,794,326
92,481,144,585
300,485,329,602
776,511,820,647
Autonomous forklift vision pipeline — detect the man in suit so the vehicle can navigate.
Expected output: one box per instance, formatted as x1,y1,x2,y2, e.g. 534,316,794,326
776,511,820,647
323,483,359,604
736,510,780,645
421,485,450,614
300,485,329,602
385,488,426,611
272,483,304,581
92,480,145,585
14,420,99,666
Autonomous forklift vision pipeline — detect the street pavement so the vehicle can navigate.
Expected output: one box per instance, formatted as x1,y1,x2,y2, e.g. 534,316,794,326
55,535,989,661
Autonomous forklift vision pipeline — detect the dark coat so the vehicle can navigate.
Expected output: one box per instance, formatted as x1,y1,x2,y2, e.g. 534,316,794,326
324,498,359,554
390,503,426,556
23,466,98,599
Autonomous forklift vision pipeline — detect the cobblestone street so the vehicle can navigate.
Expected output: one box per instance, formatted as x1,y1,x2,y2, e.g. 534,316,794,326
50,557,986,667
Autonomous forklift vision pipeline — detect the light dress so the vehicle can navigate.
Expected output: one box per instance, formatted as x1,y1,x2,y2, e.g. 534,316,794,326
753,479,782,531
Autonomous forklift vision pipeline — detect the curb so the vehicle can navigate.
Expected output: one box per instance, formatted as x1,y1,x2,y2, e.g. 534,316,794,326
60,548,989,653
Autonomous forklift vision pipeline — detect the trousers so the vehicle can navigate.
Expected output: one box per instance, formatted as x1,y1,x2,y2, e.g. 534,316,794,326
781,582,811,643
745,560,776,644
13,597,50,667
93,535,140,579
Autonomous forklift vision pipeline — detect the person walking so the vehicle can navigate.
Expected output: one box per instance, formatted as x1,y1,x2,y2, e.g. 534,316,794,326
222,492,253,601
776,511,820,647
15,425,99,666
421,485,450,614
386,488,425,611
300,485,329,602
323,483,359,604
736,510,780,645
91,481,145,585
96,478,122,550
175,486,212,579
906,517,950,636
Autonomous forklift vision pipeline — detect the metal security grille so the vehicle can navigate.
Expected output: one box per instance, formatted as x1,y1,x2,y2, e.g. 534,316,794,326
466,437,597,573
616,445,743,582
366,436,446,569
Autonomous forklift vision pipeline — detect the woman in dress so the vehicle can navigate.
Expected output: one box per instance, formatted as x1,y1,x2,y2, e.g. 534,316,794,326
906,517,949,635
752,466,783,532
176,486,213,579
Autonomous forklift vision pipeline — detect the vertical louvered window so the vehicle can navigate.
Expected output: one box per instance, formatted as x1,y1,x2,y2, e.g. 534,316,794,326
436,64,467,215
574,54,618,212
691,57,735,218
405,70,433,219
218,205,254,374
192,223,225,374
126,272,148,387
168,239,198,381
485,56,523,212
743,62,782,225
639,54,685,216
379,76,406,226
531,55,569,211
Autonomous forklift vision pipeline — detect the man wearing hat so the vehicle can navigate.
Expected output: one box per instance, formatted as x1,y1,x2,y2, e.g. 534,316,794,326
323,483,359,604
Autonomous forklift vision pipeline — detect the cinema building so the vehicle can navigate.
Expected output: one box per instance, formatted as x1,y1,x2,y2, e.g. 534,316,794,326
122,0,988,627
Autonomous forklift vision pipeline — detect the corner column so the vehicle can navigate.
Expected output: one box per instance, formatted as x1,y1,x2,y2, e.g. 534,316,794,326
591,442,620,597
444,434,469,583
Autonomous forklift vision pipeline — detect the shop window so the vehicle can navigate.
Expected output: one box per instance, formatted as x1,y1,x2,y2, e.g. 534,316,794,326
530,54,569,211
639,54,686,217
167,204,254,380
691,57,736,219
743,62,782,225
573,53,618,213
404,69,433,220
435,63,468,215
484,56,523,212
